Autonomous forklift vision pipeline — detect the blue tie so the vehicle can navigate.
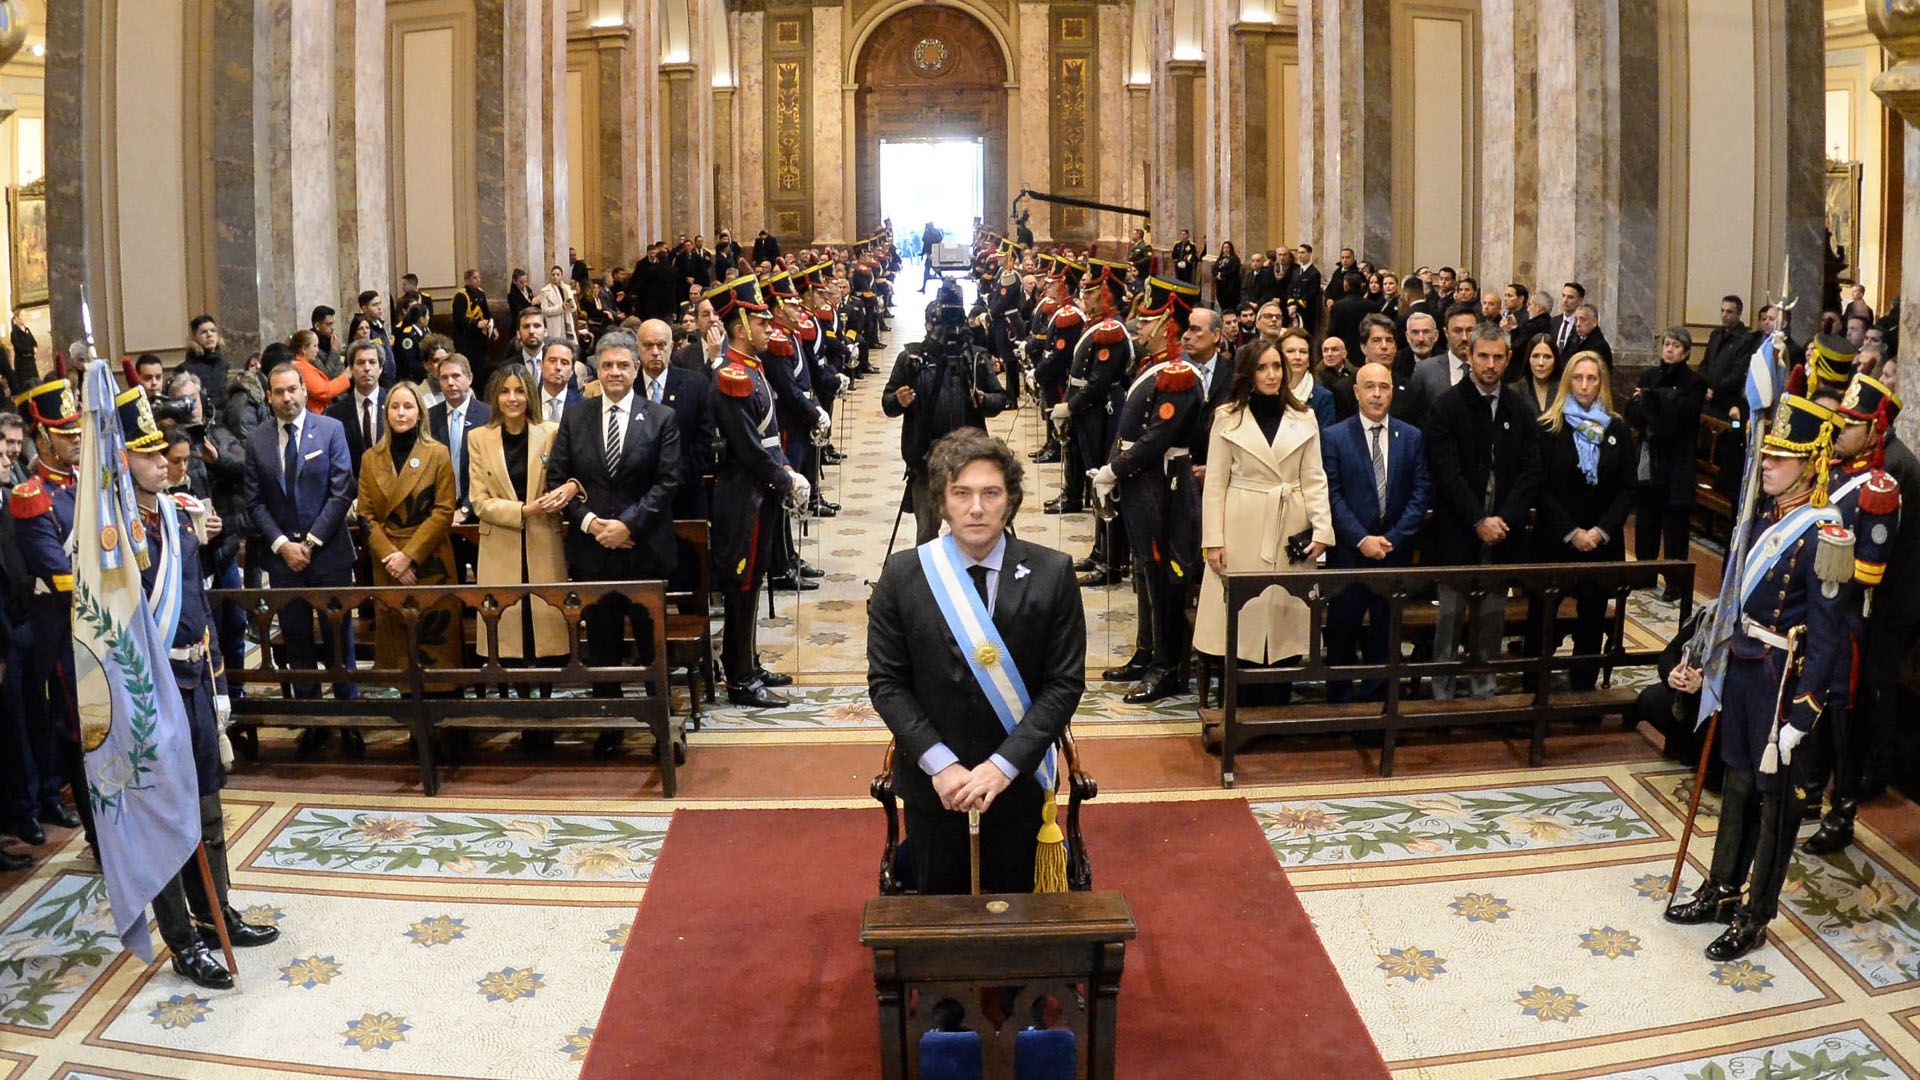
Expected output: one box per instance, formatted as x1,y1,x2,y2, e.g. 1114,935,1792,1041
282,422,298,494
448,408,465,496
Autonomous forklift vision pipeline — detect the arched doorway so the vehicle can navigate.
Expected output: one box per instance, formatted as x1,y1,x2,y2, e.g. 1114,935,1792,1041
853,6,1009,240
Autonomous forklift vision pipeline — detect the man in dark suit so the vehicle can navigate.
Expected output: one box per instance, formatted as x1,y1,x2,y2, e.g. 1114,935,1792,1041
1549,281,1585,356
242,364,360,757
672,299,720,372
322,341,385,477
544,330,682,754
1326,270,1372,358
868,428,1085,895
534,339,585,424
1288,243,1323,334
1422,323,1541,699
427,353,491,580
1562,303,1613,367
1323,363,1429,702
635,318,714,522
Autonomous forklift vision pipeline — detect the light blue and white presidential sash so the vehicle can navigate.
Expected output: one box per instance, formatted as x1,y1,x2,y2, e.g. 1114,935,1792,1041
144,495,185,650
917,535,1055,790
1738,501,1841,609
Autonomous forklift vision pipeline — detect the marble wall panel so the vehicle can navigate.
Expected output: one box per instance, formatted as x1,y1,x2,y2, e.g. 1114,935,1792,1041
1097,1,1129,243
738,11,766,234
812,6,844,243
1016,2,1051,240
336,0,391,300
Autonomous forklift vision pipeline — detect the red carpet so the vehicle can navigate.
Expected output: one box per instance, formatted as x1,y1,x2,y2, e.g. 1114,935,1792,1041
581,800,1385,1079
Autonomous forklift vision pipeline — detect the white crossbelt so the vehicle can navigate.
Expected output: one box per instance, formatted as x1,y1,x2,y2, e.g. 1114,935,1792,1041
760,435,783,449
1116,440,1191,473
1739,616,1793,652
1067,376,1089,388
168,643,206,663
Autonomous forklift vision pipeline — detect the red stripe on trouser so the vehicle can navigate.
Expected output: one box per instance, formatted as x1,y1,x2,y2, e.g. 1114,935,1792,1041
741,514,761,592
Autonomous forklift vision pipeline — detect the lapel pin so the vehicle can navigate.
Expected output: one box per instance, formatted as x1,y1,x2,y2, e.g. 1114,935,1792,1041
1014,563,1030,580
409,457,421,469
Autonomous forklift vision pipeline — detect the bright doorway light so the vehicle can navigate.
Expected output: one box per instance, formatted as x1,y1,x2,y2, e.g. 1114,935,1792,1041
879,138,984,247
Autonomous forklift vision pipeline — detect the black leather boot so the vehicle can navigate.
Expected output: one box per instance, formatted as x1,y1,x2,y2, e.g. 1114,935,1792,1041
198,906,280,949
1803,804,1856,856
1664,880,1740,925
1705,912,1768,961
170,942,234,990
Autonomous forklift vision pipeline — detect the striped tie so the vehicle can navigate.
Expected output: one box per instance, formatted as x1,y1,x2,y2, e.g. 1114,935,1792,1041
1370,422,1388,521
605,404,622,476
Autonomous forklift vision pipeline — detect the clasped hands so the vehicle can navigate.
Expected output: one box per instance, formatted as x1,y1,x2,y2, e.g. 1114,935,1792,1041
1474,516,1510,545
589,517,635,549
932,761,1012,813
523,480,579,519
381,550,417,586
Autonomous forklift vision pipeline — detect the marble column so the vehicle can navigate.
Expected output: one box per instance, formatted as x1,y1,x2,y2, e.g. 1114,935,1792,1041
334,0,391,301
579,25,642,272
1478,0,1536,287
1294,0,1321,252
1313,0,1388,263
1157,60,1204,240
1868,4,1920,447
1225,24,1279,260
810,4,844,244
1776,0,1823,331
662,63,701,235
712,86,737,233
1126,84,1149,236
1095,1,1130,244
736,10,766,235
476,0,568,279
1015,2,1051,242
45,0,100,350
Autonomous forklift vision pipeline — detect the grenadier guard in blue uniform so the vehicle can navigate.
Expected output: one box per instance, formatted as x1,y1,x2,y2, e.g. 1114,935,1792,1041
1803,373,1902,855
1667,394,1854,960
119,387,281,989
9,374,89,847
984,242,1028,409
706,275,804,708
1091,276,1205,703
1058,258,1134,585
1034,257,1085,478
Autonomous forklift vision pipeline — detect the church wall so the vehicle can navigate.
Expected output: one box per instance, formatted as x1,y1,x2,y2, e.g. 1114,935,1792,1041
111,0,190,355
392,17,467,293
1680,0,1759,327
1394,3,1474,273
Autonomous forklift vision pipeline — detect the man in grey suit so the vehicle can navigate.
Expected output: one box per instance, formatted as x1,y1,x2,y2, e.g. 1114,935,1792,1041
1402,303,1480,426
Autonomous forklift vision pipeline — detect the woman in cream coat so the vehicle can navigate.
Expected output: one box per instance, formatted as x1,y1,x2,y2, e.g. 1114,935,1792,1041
1193,330,1334,664
466,363,579,664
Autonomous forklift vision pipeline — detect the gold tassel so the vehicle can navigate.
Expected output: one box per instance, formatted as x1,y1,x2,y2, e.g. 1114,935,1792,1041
1034,785,1068,893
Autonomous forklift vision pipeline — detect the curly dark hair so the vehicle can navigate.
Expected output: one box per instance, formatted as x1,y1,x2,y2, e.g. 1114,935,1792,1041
925,427,1025,523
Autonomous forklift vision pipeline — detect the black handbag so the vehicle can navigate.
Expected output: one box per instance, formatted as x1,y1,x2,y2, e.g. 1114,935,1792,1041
1284,526,1315,564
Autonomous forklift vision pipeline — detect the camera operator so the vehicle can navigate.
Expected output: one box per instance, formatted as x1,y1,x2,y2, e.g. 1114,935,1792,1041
883,278,1008,544
165,371,251,695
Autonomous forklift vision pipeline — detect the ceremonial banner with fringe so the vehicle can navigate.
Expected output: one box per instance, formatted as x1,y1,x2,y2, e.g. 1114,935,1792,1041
73,359,200,962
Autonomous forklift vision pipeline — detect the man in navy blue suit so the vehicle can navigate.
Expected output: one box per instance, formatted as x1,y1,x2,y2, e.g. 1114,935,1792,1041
1322,362,1430,702
242,364,360,758
534,338,585,424
636,318,714,522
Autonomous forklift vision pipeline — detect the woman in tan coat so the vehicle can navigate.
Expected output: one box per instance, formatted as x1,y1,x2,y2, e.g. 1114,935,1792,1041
467,363,579,666
359,382,463,675
1193,330,1334,665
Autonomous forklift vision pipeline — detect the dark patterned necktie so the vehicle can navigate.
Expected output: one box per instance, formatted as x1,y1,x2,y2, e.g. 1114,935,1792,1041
605,404,623,475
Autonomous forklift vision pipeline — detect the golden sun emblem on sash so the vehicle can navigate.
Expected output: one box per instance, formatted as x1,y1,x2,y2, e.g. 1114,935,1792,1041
973,642,999,668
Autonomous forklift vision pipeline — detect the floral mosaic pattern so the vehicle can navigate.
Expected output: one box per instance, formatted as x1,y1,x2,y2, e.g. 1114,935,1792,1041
692,682,1199,732
1450,893,1513,924
1255,781,1657,866
341,1011,410,1051
1579,927,1641,960
148,993,212,1031
563,1026,595,1062
1376,946,1446,983
477,966,544,1004
1588,1026,1900,1080
1783,844,1920,989
604,924,630,953
279,955,343,990
1709,960,1774,994
404,914,468,948
1516,984,1587,1023
0,872,119,1029
251,808,671,882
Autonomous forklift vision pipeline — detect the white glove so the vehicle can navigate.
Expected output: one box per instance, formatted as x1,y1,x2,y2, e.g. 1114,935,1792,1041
1050,402,1070,423
1777,724,1806,764
218,730,235,770
1091,464,1118,501
787,470,812,510
214,694,232,726
814,407,832,438
836,373,851,394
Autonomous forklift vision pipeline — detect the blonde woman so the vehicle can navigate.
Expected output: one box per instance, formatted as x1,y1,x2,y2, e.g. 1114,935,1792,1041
467,363,577,670
1533,351,1634,690
358,381,462,675
1194,337,1334,678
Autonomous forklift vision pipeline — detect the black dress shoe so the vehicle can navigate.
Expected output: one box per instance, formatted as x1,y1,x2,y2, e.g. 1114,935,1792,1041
170,942,234,990
797,563,826,579
10,818,45,847
1044,498,1084,515
1803,818,1855,856
768,574,819,592
1664,880,1740,925
1123,671,1186,704
756,669,794,688
0,848,31,872
1102,656,1150,682
38,803,80,830
1074,557,1101,574
1032,444,1061,464
727,682,790,708
809,502,839,518
1078,566,1122,587
198,906,280,949
1705,914,1768,961
294,728,332,760
340,728,367,759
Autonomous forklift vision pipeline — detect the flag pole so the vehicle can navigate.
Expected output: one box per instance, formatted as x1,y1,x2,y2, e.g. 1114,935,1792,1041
1664,711,1719,903
193,844,237,978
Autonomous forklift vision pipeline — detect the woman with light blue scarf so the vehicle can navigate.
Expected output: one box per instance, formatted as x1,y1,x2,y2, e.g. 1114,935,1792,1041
1532,351,1636,691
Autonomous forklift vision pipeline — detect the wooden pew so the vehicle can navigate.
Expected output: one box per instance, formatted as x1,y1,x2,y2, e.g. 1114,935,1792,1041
1197,560,1693,786
214,580,683,795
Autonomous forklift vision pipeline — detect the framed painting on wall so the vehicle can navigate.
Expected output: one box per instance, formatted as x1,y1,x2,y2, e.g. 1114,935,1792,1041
9,178,45,308
1825,159,1863,285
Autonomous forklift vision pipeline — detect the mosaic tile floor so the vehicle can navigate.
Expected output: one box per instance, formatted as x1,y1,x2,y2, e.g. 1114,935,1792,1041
1,271,1912,1078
